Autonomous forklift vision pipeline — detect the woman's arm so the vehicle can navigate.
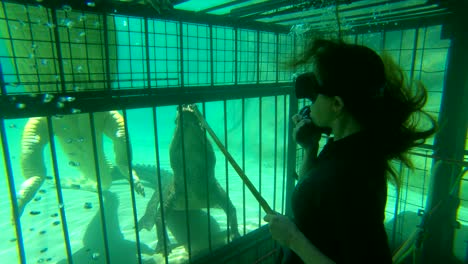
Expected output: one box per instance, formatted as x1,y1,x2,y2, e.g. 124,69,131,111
264,214,335,264
288,224,335,264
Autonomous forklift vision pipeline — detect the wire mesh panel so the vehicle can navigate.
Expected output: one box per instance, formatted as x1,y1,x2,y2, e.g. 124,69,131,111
148,19,180,88
258,32,277,83
112,16,147,89
278,34,295,82
182,23,211,87
0,3,61,93
56,11,117,92
381,26,451,145
0,3,118,94
237,29,257,84
212,26,235,85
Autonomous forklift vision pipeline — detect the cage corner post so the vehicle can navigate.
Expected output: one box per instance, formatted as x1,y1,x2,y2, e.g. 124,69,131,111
420,1,468,262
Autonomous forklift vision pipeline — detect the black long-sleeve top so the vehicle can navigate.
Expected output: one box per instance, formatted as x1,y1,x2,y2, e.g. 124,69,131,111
284,131,392,263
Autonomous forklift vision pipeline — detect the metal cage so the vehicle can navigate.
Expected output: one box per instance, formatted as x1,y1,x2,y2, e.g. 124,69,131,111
0,1,466,264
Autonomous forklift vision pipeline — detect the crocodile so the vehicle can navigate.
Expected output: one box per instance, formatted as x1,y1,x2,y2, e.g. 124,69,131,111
140,104,240,256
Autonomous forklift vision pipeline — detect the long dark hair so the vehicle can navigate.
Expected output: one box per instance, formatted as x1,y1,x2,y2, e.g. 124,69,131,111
292,39,437,185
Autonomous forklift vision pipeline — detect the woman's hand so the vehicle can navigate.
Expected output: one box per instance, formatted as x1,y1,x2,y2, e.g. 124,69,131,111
292,112,322,149
265,213,335,264
292,113,313,142
264,213,301,248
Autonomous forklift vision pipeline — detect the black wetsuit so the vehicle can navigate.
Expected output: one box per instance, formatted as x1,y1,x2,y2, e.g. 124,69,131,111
283,131,392,263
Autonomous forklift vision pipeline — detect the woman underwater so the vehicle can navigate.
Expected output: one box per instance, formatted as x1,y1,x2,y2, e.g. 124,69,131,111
264,39,437,263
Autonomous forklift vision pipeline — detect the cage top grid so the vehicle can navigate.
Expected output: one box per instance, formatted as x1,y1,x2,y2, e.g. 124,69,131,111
6,0,451,34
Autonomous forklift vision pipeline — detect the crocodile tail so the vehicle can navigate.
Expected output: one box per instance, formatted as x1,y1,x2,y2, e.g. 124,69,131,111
132,164,173,187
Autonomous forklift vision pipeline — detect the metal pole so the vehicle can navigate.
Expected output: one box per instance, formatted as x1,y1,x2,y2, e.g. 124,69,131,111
191,105,274,214
421,1,468,262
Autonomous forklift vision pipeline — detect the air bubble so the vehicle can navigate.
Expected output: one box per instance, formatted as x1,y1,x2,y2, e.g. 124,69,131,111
71,108,81,114
16,103,26,109
56,102,65,108
41,59,48,65
92,252,100,260
62,5,72,13
43,94,54,103
86,2,96,7
79,31,86,37
76,65,83,72
45,22,56,29
64,19,74,28
59,96,75,102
